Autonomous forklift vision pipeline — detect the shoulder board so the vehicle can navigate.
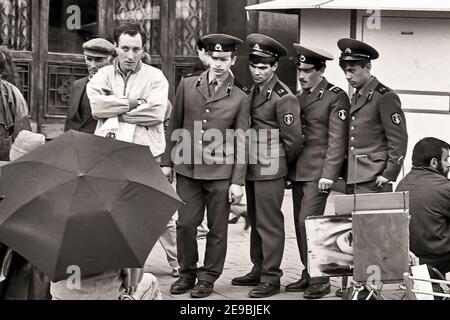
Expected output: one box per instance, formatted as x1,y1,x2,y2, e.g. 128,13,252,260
375,83,392,95
184,73,197,78
326,83,344,94
273,82,290,97
194,77,203,87
234,80,251,95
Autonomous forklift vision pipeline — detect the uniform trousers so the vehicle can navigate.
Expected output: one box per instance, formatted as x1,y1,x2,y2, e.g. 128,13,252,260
246,178,285,285
176,174,230,283
292,181,329,284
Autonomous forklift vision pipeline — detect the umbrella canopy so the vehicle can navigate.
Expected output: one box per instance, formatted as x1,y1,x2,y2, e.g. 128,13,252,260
0,130,183,282
245,0,450,13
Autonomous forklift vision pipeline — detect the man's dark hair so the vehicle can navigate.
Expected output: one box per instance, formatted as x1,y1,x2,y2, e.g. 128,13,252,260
249,54,278,67
339,58,370,70
197,38,206,51
296,62,326,72
113,22,146,46
412,137,450,167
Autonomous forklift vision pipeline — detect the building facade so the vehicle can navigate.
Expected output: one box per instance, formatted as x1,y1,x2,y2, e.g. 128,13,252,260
0,0,298,138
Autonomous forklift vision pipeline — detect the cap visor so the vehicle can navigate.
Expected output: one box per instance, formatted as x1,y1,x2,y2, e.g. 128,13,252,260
208,51,233,58
250,51,273,58
83,50,112,58
339,56,367,61
297,62,316,69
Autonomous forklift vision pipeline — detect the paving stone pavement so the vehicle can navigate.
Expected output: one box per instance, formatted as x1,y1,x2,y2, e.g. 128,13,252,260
145,190,405,300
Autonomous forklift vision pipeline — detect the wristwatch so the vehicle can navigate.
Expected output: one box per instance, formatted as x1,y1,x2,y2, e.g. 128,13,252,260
137,98,146,106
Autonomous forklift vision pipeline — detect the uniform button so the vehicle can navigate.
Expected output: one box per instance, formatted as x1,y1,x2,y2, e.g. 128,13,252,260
302,135,306,139
203,119,207,123
351,137,355,141
351,126,355,130
302,125,306,129
352,116,355,121
201,130,205,134
350,147,354,151
199,140,202,144
206,109,210,113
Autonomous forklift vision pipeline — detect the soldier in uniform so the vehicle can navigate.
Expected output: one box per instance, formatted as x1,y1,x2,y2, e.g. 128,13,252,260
231,34,303,298
161,34,251,298
286,45,350,299
337,38,408,193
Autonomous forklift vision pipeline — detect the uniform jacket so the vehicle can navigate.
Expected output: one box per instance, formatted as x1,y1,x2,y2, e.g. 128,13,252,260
161,70,251,185
289,78,350,182
87,59,169,157
396,167,450,265
346,77,408,184
64,77,97,134
247,74,303,181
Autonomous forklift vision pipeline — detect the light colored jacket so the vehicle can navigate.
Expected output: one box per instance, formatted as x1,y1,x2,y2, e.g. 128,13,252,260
86,60,169,157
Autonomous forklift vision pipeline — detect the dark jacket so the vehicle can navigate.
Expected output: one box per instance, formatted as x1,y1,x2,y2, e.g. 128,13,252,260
247,74,303,181
64,77,97,134
396,167,450,267
289,78,350,182
161,70,251,185
347,77,408,184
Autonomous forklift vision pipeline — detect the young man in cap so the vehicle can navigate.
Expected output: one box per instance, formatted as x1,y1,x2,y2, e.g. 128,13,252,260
286,44,350,299
337,38,408,193
64,38,115,134
231,34,303,298
161,34,251,298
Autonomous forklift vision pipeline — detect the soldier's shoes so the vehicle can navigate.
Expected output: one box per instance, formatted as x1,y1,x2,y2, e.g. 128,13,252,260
285,277,309,292
303,282,331,299
248,282,280,298
231,273,260,286
170,277,196,294
190,280,214,298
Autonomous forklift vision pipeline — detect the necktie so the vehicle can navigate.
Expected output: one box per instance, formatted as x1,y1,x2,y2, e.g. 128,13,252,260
353,91,360,105
211,79,218,93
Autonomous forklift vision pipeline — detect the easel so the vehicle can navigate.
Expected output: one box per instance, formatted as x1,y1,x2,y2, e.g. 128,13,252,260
335,155,410,300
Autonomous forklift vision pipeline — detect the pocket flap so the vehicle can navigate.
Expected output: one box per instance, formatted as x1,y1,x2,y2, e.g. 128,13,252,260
369,151,388,161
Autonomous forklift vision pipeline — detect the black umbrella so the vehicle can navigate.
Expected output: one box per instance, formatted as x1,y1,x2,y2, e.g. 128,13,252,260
0,131,182,282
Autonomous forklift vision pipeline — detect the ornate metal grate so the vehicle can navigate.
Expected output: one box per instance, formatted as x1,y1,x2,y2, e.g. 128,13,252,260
46,64,88,117
175,0,208,56
15,61,29,104
0,0,31,51
114,0,161,56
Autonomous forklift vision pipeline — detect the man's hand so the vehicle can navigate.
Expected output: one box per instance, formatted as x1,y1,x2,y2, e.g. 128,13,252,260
375,175,390,188
161,167,174,184
229,184,244,204
122,268,144,295
318,178,334,193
